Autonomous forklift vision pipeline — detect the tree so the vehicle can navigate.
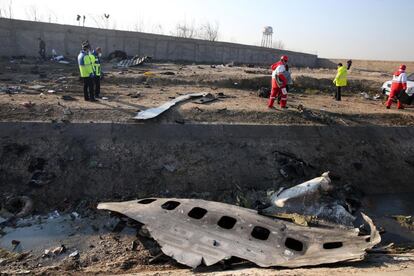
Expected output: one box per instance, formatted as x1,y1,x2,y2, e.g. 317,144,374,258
133,18,145,32
273,40,285,50
200,21,220,41
26,5,40,21
91,14,111,29
173,21,197,39
0,0,14,19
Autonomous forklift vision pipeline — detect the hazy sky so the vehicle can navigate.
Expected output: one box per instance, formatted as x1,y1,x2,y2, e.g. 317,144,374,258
1,0,413,61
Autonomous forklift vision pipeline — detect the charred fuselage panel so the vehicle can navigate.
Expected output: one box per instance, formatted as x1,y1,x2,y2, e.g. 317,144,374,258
98,198,380,268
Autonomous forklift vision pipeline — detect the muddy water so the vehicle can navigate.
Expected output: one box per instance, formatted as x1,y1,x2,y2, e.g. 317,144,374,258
363,193,414,244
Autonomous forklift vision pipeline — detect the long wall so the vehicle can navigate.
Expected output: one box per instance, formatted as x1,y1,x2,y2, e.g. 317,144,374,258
0,18,317,67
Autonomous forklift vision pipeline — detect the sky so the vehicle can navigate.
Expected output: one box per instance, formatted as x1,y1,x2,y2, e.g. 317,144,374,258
1,0,413,61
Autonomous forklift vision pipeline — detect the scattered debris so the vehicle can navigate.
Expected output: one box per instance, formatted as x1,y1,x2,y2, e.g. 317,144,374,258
261,173,356,226
271,172,333,208
47,90,56,94
27,85,45,91
61,95,77,101
117,56,151,68
360,92,371,100
0,85,21,94
134,93,205,120
98,198,380,269
43,245,66,258
63,108,73,115
69,250,80,260
1,196,34,219
160,71,176,76
22,102,35,108
127,92,141,98
392,215,414,230
258,87,271,98
193,93,218,104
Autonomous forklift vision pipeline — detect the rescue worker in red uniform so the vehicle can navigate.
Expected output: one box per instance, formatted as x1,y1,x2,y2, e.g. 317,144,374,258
386,65,407,110
268,55,289,109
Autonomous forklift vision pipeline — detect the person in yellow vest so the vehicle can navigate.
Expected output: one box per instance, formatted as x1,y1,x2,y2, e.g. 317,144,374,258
77,41,96,101
333,60,352,101
91,47,103,98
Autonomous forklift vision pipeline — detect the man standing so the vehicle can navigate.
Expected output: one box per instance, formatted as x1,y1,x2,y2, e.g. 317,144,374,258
386,65,407,110
268,55,289,109
38,38,46,61
77,41,95,101
92,47,102,99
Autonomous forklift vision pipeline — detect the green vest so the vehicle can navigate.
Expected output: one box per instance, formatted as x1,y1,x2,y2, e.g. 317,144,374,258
78,51,94,78
91,54,101,77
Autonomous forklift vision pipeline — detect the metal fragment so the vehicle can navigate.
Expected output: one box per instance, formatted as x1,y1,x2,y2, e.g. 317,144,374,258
98,198,380,268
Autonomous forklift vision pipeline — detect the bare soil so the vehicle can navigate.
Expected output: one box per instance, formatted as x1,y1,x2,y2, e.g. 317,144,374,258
1,58,414,275
0,59,413,126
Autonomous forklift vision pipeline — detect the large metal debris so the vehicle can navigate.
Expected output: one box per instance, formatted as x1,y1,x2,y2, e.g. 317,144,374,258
98,198,380,268
117,56,151,68
262,172,355,226
271,172,333,208
134,93,205,120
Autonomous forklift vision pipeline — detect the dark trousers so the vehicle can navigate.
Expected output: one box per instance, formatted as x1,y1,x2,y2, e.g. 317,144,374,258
83,77,95,100
94,76,101,98
335,86,342,101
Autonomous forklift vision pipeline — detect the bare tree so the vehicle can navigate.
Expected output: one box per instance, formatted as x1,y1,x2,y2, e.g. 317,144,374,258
91,13,111,29
152,24,164,35
26,5,41,21
200,21,220,41
47,9,58,23
273,40,285,50
173,21,197,39
1,0,14,19
133,18,145,32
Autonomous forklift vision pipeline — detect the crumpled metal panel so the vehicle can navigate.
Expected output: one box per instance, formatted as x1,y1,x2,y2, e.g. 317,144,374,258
134,93,205,120
98,198,380,268
117,56,150,68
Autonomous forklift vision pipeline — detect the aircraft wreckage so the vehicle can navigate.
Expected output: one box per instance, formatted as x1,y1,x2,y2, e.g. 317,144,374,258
98,183,381,268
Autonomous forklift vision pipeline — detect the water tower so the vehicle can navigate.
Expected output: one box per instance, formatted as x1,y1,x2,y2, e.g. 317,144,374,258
261,26,273,48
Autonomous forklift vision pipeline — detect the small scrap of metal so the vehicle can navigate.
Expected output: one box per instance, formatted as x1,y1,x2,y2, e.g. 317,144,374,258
0,86,21,94
193,93,218,104
117,56,151,68
61,95,77,101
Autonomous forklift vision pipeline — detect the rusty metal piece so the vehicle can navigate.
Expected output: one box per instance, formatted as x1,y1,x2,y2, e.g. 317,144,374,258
98,198,380,268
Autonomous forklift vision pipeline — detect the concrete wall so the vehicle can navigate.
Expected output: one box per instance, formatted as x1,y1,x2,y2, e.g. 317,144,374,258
0,18,317,67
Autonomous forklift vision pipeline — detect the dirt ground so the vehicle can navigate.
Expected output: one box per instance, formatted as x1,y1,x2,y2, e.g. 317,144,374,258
1,58,414,275
0,58,413,126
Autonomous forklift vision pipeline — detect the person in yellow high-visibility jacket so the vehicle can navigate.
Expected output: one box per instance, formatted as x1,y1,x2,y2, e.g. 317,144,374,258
77,41,96,101
333,60,352,101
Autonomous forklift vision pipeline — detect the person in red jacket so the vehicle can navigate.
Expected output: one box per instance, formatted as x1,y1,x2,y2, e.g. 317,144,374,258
386,65,407,110
268,55,289,109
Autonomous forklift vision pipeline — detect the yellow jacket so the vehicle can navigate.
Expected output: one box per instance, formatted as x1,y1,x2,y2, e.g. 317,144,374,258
333,66,348,87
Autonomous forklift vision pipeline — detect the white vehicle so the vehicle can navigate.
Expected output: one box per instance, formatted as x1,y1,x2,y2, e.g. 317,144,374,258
381,73,414,105
381,73,414,96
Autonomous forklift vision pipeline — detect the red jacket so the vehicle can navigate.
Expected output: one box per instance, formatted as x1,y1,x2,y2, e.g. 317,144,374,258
391,70,407,91
271,61,287,88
